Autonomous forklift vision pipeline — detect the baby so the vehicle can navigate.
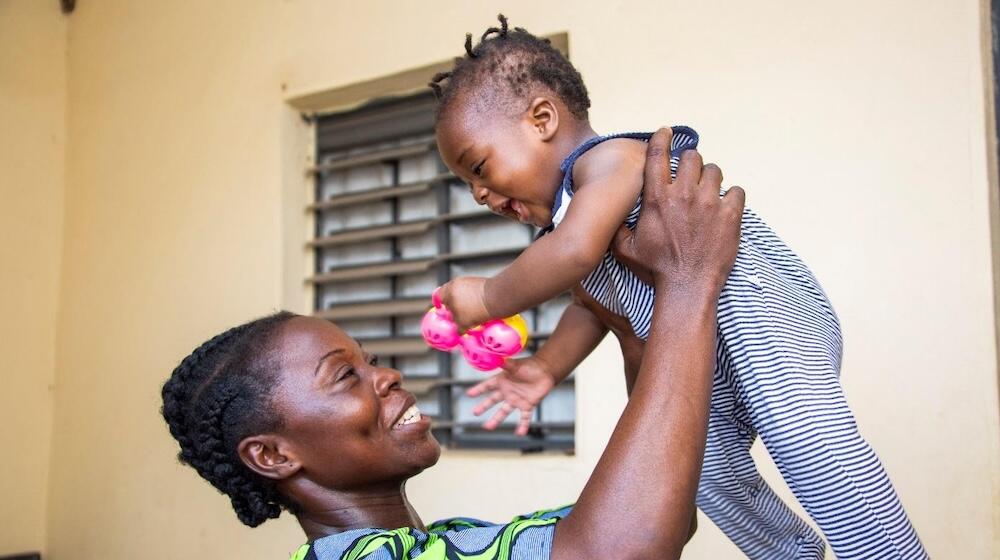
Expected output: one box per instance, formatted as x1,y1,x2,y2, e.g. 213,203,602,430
431,16,926,560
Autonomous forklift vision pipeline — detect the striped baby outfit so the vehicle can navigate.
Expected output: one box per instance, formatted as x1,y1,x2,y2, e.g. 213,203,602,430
540,129,927,559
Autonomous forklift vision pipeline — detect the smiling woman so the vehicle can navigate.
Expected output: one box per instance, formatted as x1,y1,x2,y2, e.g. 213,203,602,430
160,128,745,560
239,317,442,510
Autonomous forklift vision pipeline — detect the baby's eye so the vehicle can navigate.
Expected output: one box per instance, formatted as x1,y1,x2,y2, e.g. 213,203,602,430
473,162,484,177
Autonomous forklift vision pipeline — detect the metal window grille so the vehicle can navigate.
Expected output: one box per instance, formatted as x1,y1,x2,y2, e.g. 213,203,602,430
308,92,575,452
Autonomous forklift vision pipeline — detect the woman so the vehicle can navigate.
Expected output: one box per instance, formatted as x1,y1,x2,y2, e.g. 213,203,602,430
161,128,744,560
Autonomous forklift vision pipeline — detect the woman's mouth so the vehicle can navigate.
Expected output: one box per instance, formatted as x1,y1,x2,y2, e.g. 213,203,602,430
392,404,423,429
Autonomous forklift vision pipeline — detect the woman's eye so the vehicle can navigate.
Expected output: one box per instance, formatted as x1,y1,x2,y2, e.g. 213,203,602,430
368,355,379,366
339,368,356,381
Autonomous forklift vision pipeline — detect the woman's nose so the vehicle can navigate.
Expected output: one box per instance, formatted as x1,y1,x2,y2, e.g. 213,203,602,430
373,365,402,397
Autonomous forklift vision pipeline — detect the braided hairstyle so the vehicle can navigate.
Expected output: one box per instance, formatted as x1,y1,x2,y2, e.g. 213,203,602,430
429,14,590,122
161,311,297,527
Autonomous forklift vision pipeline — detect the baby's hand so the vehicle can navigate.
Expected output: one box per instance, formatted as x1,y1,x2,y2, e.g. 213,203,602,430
466,356,557,436
437,276,491,332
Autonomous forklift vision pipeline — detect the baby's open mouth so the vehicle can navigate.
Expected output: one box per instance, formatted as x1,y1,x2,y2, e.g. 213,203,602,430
500,200,527,224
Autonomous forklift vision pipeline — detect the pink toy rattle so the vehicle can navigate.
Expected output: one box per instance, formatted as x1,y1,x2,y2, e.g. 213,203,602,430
421,288,529,371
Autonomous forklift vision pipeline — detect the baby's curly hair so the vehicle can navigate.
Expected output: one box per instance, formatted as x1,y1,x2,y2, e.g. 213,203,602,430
429,14,590,122
160,311,297,527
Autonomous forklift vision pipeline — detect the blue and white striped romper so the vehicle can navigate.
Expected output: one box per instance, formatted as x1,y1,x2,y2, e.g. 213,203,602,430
542,129,928,559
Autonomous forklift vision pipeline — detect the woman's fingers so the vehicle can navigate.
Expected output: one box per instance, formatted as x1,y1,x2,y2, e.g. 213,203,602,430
721,186,746,255
631,136,743,290
642,127,675,196
673,149,704,197
723,185,746,212
698,163,723,199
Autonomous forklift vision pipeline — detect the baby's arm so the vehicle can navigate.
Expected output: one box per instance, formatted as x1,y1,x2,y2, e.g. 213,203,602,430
483,139,647,319
534,297,610,382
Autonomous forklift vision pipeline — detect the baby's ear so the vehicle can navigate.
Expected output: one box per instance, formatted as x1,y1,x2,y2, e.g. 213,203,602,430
527,97,559,141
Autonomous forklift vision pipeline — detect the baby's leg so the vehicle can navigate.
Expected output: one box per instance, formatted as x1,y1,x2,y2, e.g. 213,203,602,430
720,245,927,559
697,349,826,560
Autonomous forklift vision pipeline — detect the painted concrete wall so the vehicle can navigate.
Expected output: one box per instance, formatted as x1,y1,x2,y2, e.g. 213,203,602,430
0,0,66,554
2,0,994,558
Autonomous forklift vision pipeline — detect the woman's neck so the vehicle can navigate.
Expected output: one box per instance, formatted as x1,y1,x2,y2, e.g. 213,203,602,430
292,481,426,541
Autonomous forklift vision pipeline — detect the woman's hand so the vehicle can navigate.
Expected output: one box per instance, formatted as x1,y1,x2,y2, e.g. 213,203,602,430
612,127,744,295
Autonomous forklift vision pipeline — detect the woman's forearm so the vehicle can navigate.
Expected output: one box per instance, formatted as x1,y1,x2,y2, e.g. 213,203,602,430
551,282,717,560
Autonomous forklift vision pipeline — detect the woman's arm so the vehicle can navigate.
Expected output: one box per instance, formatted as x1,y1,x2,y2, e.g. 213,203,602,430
550,128,744,560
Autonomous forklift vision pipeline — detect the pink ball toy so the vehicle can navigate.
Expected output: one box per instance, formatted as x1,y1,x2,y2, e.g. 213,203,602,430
478,319,526,356
421,287,530,372
420,305,460,351
459,332,507,371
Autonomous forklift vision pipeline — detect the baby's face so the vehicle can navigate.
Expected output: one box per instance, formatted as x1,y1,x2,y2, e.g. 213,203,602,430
436,102,561,228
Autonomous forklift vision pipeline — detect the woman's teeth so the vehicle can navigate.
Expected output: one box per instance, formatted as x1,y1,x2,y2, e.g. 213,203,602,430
394,404,422,429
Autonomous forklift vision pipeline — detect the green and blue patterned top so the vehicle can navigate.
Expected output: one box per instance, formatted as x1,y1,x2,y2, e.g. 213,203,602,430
289,505,572,560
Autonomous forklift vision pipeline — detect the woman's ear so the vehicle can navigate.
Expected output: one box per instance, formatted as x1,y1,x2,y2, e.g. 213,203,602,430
238,435,301,481
527,97,559,141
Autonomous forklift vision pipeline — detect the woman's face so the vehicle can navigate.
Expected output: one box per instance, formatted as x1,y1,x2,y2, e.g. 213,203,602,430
268,317,440,491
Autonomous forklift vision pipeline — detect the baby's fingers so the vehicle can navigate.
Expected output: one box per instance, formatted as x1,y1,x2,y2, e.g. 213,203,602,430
514,408,534,437
483,402,515,430
466,376,498,397
472,390,504,416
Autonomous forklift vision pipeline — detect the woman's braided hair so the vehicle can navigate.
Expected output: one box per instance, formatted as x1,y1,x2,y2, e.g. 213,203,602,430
429,14,590,122
161,311,297,527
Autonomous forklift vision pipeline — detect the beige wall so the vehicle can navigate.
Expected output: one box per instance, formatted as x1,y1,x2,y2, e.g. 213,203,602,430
0,0,66,554
0,0,992,558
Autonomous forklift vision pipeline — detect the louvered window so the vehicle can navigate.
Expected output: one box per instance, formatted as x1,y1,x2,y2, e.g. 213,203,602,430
308,93,575,451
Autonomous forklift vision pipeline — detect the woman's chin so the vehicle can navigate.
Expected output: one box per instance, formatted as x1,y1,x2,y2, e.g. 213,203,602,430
422,437,443,467
405,433,442,473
